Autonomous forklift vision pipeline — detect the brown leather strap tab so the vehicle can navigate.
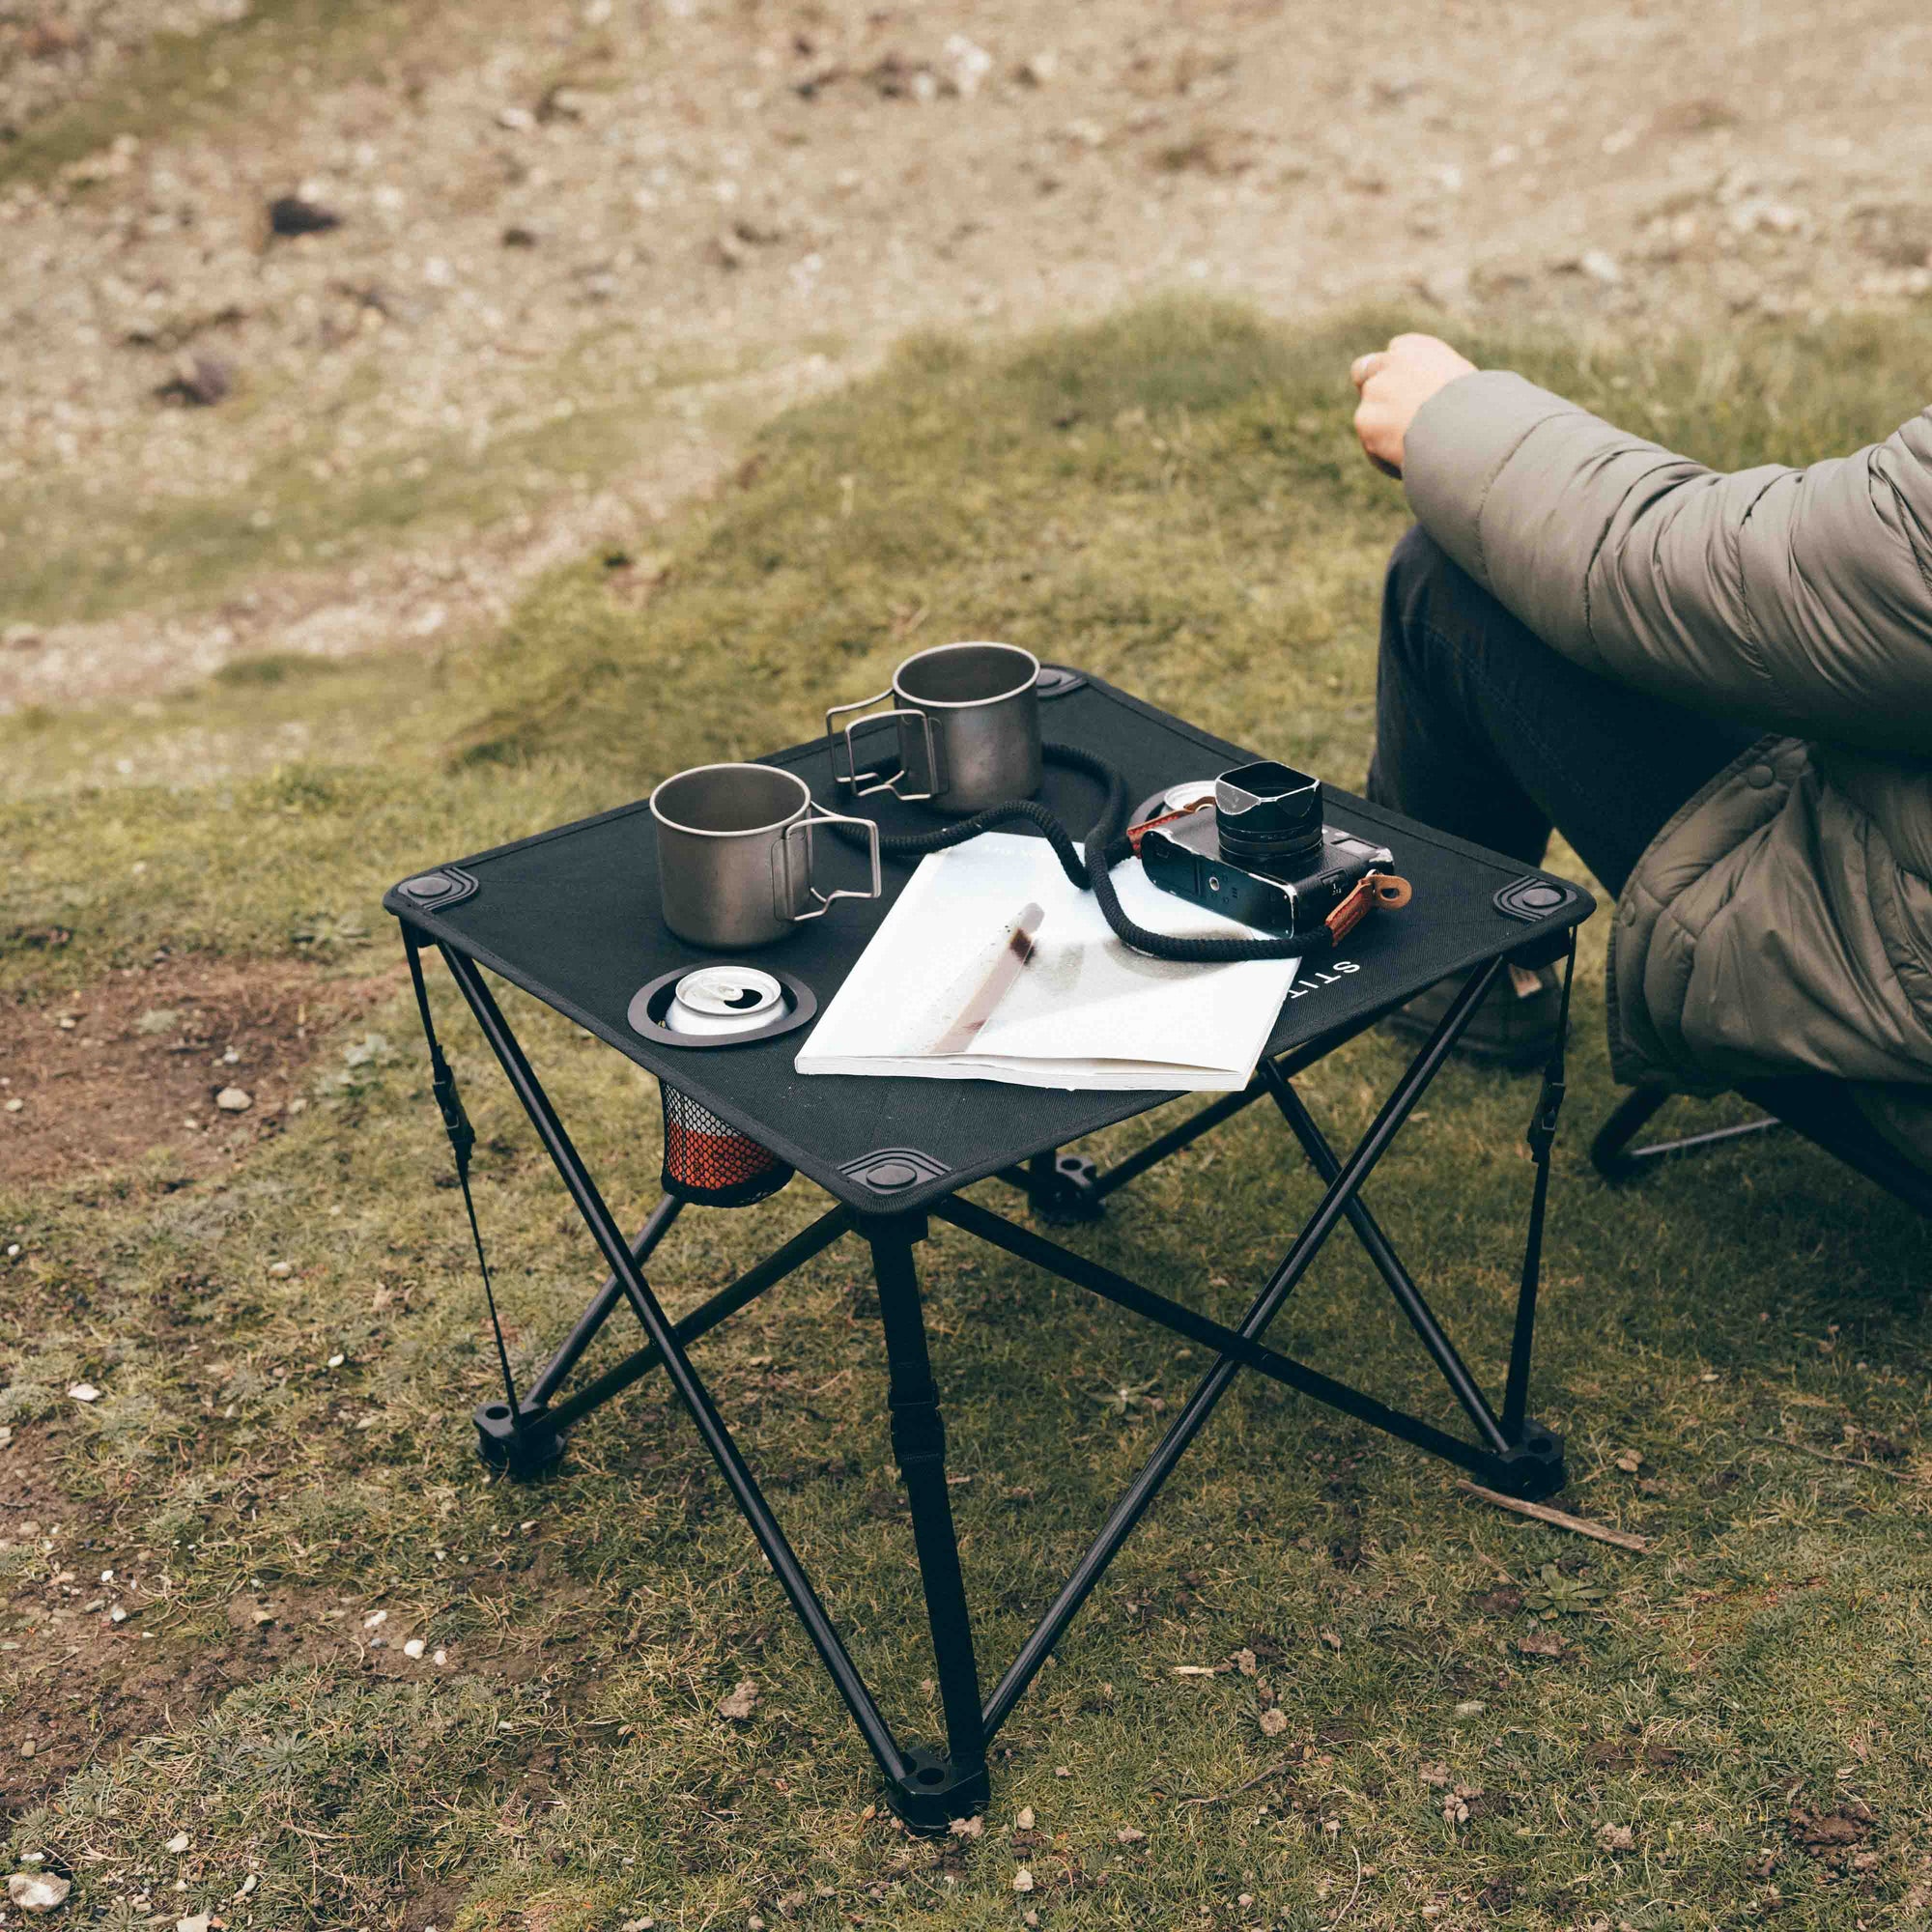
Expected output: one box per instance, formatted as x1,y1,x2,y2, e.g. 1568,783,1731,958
1324,870,1411,946
1123,796,1214,854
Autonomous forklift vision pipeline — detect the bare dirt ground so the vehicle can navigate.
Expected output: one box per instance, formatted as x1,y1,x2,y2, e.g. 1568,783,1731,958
0,954,394,1183
2,0,1931,714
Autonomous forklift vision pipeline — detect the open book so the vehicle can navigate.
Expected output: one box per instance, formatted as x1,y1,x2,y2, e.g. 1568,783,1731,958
794,832,1297,1092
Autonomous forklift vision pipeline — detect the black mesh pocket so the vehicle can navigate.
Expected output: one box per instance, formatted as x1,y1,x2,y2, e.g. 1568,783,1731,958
660,1083,793,1207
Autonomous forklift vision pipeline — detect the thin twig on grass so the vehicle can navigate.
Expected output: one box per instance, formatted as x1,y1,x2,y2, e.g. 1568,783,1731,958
1179,1759,1298,1806
1456,1480,1650,1552
1330,1847,1364,1927
1757,1435,1904,1479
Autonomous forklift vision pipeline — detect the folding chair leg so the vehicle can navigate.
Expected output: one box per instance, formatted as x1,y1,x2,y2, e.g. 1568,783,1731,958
1591,1084,1674,1179
1592,1084,1781,1179
867,1213,991,1829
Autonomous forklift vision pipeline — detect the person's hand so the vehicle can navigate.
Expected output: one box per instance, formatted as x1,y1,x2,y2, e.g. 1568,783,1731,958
1350,333,1478,479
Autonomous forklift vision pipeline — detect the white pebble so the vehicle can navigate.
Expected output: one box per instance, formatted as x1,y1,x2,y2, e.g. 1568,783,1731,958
403,1637,425,1659
214,1087,252,1112
8,1871,71,1911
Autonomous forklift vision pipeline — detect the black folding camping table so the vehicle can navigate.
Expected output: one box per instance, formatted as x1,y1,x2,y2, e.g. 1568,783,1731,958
384,669,1593,1830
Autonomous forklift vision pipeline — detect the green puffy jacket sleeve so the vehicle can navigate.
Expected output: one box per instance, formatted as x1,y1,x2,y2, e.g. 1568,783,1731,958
1401,371,1932,758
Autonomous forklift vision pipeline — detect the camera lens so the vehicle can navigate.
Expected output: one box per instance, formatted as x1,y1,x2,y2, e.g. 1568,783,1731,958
1213,760,1323,880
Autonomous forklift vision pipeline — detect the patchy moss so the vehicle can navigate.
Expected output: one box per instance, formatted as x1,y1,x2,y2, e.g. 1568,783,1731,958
4,300,1931,1928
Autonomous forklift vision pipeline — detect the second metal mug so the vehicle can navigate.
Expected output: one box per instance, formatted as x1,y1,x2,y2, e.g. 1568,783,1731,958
825,640,1042,814
648,763,882,951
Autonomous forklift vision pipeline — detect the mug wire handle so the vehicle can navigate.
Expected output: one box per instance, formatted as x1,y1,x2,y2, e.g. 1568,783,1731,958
824,692,938,801
782,802,883,922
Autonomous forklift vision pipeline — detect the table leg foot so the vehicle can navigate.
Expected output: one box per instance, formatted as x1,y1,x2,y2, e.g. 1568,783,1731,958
883,1747,990,1834
1028,1151,1104,1225
472,1398,566,1480
1476,1426,1565,1501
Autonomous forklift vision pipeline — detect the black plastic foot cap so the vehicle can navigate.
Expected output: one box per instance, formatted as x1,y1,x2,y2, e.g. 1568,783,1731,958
472,1399,566,1480
883,1747,990,1833
1483,1426,1566,1501
1030,1152,1105,1226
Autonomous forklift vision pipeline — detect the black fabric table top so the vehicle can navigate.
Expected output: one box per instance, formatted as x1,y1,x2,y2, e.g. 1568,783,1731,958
384,672,1592,1214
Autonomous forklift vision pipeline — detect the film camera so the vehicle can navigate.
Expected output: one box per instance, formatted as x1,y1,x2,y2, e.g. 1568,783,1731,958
1135,761,1407,946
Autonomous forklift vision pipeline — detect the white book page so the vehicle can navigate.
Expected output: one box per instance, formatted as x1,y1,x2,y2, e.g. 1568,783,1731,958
794,832,1297,1091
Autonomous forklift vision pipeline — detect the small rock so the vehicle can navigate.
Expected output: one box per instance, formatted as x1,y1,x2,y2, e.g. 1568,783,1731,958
501,225,539,248
215,1087,252,1113
1578,248,1623,285
155,353,233,408
432,1647,448,1666
165,1832,191,1854
268,194,341,238
1013,1868,1035,1893
268,1261,292,1277
362,1609,387,1629
109,1605,128,1623
940,33,993,99
717,1677,759,1720
403,1637,425,1660
19,1739,35,1758
7,1098,26,1113
8,1872,70,1912
948,1815,982,1839
69,1383,101,1404
1015,1805,1036,1830
178,1915,213,1932
496,104,536,131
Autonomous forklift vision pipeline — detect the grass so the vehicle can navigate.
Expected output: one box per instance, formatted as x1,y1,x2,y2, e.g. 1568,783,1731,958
0,327,774,640
0,0,524,192
3,298,1930,1930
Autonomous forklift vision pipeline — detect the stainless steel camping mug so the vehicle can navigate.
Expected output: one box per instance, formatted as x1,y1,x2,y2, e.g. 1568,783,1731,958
648,763,882,951
825,640,1043,814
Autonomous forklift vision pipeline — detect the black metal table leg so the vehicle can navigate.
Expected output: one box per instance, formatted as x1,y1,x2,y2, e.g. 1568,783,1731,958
867,1213,990,1829
979,958,1507,1741
473,1194,685,1477
439,948,913,1795
1262,1067,1511,1451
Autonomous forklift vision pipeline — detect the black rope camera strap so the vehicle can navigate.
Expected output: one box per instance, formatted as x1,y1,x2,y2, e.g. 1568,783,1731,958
834,741,1378,962
402,926,522,1423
